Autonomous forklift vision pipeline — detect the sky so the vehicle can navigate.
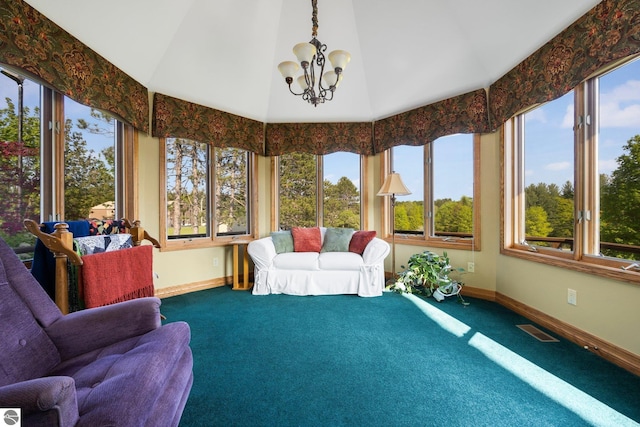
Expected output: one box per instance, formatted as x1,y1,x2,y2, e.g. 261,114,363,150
524,57,640,190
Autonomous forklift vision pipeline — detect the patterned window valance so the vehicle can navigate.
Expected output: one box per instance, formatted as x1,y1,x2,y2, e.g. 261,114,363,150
373,89,490,154
265,122,373,156
152,93,264,154
489,0,640,127
0,0,149,133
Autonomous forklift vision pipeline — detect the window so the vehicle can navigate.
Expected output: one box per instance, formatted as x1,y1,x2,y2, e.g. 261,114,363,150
161,138,254,249
276,152,361,230
503,55,640,279
0,66,131,259
382,134,480,250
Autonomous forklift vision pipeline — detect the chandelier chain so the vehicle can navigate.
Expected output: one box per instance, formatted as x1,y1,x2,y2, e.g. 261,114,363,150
311,0,318,38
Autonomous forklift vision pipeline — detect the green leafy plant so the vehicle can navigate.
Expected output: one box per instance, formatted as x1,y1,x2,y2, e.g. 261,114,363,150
387,250,468,305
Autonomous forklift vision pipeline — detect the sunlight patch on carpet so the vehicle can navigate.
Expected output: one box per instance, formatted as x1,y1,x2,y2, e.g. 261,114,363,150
402,293,471,337
468,332,638,427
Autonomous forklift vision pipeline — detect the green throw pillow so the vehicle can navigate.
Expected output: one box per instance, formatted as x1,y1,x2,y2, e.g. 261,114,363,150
271,231,294,254
321,228,354,252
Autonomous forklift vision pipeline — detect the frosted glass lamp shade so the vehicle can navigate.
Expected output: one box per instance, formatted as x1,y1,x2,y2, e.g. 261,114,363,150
297,75,309,91
278,61,299,79
293,42,317,64
328,50,351,70
377,173,411,196
322,71,341,88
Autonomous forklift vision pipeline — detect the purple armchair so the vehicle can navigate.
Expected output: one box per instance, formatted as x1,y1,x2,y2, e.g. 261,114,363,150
0,237,193,426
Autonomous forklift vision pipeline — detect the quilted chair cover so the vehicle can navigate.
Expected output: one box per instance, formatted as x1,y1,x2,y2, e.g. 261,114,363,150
0,237,193,426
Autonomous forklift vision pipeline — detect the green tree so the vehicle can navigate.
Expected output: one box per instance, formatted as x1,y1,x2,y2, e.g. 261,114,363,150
216,147,247,234
525,182,573,238
525,205,553,237
63,119,115,220
435,196,473,234
600,135,640,252
279,152,316,228
0,98,40,236
324,176,360,228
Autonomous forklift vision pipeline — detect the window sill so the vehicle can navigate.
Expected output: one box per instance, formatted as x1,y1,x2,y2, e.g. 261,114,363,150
384,234,478,251
501,246,640,286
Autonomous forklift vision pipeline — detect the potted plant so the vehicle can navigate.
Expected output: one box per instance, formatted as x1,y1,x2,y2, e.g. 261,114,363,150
387,250,468,304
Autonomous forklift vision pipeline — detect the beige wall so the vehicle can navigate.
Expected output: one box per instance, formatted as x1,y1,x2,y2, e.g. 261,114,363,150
138,126,640,356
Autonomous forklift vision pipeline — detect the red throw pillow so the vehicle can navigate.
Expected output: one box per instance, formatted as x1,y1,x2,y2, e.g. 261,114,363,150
349,230,377,255
291,227,322,252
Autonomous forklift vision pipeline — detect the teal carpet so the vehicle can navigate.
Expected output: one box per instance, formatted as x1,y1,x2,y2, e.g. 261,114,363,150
161,287,640,427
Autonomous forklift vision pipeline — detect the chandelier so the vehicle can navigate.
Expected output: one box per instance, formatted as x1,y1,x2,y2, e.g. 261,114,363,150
277,0,351,106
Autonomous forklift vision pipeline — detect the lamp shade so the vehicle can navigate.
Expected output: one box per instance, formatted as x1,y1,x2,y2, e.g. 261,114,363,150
328,50,351,70
297,75,310,91
293,42,317,64
278,61,299,79
322,70,341,88
377,172,411,196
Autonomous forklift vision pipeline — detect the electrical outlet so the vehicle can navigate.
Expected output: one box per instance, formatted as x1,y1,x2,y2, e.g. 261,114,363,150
467,262,475,273
567,288,577,305
213,258,219,267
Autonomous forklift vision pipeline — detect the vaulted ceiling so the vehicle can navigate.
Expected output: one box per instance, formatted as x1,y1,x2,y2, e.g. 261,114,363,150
25,0,602,124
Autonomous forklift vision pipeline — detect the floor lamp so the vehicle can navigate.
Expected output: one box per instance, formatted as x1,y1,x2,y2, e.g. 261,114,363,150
377,172,411,282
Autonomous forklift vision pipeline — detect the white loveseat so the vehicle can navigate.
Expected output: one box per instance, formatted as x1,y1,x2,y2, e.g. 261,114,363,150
247,227,390,297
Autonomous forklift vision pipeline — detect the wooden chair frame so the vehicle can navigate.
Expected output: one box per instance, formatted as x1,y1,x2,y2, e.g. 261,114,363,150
24,219,160,314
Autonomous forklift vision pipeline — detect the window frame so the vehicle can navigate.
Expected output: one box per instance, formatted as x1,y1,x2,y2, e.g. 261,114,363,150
271,153,366,231
159,137,257,251
380,134,481,251
501,55,640,285
44,88,134,222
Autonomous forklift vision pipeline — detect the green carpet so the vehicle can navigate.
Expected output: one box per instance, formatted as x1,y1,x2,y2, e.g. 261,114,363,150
161,287,640,427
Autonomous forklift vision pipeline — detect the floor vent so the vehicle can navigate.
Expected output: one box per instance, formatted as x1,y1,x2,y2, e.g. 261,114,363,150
516,324,559,342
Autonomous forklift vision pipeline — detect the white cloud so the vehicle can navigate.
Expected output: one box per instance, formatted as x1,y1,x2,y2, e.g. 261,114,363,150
546,161,571,171
526,107,547,123
561,104,574,128
599,158,618,175
600,79,640,128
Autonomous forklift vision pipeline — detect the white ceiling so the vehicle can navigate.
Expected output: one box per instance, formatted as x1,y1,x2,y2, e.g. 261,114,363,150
25,0,602,123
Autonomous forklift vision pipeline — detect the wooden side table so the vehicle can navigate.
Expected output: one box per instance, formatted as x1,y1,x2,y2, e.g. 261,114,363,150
230,240,253,291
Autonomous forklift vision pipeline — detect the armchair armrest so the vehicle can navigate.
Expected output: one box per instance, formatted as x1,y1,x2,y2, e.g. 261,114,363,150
362,238,390,265
248,237,277,269
45,297,162,360
0,376,79,427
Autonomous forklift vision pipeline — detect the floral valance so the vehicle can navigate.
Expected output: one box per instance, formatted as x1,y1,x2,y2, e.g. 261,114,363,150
0,0,149,133
373,89,490,154
489,0,640,127
265,122,373,156
152,93,264,154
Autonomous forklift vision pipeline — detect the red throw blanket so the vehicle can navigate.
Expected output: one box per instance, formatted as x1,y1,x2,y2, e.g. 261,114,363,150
80,245,155,308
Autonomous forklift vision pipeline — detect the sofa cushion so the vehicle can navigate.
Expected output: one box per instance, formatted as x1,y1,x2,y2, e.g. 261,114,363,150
270,231,294,254
318,252,364,271
349,230,377,255
321,228,354,252
291,227,322,252
0,259,60,387
273,252,320,270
